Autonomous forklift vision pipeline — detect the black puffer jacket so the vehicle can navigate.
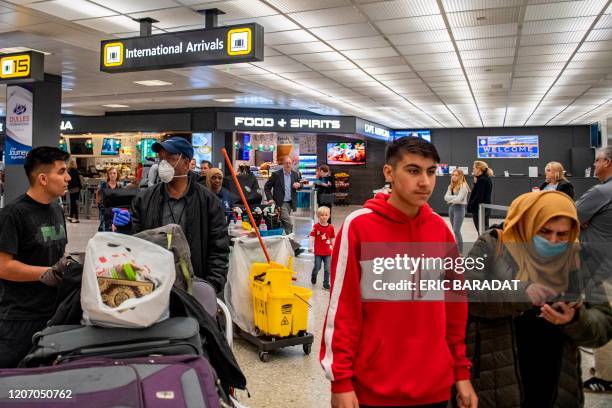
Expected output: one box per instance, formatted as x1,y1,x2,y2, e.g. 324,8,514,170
464,229,612,407
468,173,492,213
130,178,230,293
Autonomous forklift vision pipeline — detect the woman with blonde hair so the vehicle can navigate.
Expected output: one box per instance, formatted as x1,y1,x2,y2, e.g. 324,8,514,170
444,168,470,251
468,160,493,233
540,161,574,199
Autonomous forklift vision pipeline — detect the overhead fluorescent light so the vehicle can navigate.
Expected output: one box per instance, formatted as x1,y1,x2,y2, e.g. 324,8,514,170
213,98,235,103
133,80,173,86
0,47,52,55
102,104,129,108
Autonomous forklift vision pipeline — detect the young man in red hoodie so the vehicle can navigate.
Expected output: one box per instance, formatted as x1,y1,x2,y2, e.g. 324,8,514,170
320,137,477,408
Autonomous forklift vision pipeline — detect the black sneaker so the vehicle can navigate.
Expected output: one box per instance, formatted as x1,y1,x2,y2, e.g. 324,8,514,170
323,284,330,291
311,275,316,285
584,377,612,393
294,247,304,257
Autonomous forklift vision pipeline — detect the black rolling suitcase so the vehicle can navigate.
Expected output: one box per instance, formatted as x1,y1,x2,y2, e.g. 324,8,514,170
21,317,202,367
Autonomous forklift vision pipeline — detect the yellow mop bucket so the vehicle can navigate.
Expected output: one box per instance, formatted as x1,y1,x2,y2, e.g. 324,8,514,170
250,260,312,337
221,147,312,339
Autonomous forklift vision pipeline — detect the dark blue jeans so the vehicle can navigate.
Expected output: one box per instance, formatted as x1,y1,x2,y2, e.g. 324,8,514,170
312,255,331,286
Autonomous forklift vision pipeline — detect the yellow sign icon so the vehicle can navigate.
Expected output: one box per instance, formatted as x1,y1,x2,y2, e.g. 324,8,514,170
0,54,30,79
103,42,124,67
227,27,252,56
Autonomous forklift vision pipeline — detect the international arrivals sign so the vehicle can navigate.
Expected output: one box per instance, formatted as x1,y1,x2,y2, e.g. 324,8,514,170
100,23,264,73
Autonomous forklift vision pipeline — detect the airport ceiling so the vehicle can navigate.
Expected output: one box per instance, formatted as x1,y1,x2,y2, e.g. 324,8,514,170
0,0,611,128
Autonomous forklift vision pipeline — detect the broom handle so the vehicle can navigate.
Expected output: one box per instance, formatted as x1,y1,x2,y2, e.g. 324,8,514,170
221,148,271,263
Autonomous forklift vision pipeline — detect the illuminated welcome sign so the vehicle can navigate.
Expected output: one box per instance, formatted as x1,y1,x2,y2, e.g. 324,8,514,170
477,135,539,159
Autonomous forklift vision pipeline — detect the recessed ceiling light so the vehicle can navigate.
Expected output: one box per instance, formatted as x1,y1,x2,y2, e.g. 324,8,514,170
133,80,173,86
102,104,129,108
0,46,52,55
213,98,235,103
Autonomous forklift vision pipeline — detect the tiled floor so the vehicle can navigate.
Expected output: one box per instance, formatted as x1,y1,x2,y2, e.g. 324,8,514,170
65,206,609,408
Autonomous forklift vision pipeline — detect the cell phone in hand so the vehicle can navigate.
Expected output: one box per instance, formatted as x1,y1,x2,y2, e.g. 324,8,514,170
547,291,584,307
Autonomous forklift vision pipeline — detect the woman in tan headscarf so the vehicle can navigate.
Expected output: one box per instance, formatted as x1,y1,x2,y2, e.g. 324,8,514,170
463,190,612,407
501,190,580,293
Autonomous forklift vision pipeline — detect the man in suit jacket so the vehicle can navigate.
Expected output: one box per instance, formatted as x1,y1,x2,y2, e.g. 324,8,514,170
264,155,301,234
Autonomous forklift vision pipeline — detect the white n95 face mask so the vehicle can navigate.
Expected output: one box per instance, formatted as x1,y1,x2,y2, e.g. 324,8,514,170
158,155,187,183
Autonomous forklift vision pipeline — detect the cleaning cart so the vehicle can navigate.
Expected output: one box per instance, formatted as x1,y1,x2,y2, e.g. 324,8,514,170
222,149,314,362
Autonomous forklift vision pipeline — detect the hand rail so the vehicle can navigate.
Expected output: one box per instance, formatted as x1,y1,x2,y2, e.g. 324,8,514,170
478,203,510,234
216,298,233,348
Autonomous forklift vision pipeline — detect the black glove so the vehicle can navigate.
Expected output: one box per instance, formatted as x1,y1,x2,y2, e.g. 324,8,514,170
40,256,75,287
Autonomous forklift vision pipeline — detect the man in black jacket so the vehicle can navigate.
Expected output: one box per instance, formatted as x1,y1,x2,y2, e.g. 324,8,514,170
264,155,301,234
113,137,229,294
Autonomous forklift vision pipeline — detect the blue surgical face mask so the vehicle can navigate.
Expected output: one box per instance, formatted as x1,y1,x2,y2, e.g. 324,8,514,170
532,234,568,258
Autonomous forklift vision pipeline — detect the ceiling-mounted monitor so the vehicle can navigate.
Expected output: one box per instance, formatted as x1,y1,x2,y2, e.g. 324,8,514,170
101,138,121,155
477,135,539,159
393,129,431,142
327,142,366,165
68,138,93,155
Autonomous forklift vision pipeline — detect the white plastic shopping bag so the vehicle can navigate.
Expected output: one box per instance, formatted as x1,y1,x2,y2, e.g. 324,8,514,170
81,232,175,328
224,234,293,335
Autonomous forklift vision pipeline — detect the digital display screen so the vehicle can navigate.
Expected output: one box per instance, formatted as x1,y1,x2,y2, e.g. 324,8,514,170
327,142,366,165
393,129,431,142
477,135,539,159
140,138,157,162
192,132,213,165
69,138,93,155
101,138,121,155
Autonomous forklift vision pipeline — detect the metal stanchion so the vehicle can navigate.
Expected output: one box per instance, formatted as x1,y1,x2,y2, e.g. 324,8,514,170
478,203,510,234
83,189,90,220
311,188,318,222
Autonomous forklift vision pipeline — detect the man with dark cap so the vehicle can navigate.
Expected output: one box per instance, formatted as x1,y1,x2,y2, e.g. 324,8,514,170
113,136,229,294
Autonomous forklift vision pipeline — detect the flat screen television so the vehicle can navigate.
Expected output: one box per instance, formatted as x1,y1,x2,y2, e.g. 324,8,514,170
101,138,121,155
477,135,539,159
327,142,366,165
69,138,93,155
393,129,431,142
590,123,601,147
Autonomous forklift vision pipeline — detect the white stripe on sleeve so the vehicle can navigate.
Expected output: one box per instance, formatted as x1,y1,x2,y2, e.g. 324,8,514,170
321,208,372,381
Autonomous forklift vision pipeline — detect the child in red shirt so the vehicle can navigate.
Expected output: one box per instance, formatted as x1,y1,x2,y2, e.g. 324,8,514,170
309,206,335,290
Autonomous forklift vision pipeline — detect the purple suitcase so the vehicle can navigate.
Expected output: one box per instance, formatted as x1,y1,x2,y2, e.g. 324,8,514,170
0,355,223,408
